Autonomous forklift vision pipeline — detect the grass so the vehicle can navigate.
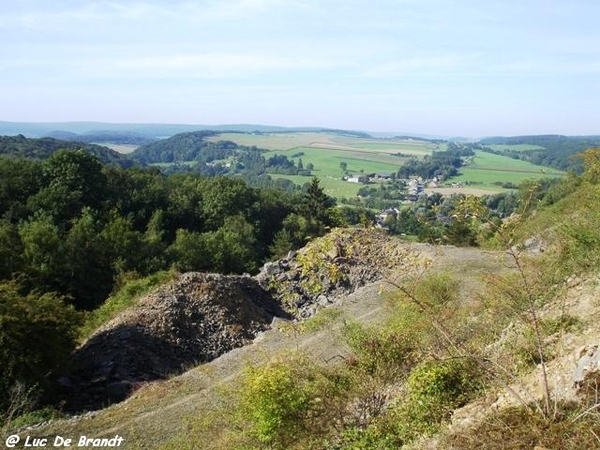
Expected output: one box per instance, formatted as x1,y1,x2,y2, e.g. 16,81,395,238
486,144,546,152
97,143,139,154
271,174,379,198
206,132,343,151
454,150,564,187
212,132,562,194
209,132,435,189
266,146,407,174
170,132,565,196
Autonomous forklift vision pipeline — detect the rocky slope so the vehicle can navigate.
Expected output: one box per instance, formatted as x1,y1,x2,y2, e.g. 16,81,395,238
58,273,288,411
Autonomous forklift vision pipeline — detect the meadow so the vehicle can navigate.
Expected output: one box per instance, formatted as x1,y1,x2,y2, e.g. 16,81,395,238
209,132,437,196
485,144,545,152
98,143,139,154
454,150,564,187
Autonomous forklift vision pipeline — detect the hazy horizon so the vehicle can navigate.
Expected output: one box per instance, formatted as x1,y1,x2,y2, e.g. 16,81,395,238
2,1,599,137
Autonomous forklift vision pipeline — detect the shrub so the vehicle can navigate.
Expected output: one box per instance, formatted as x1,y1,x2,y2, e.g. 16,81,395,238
392,358,484,441
236,353,351,449
0,281,79,416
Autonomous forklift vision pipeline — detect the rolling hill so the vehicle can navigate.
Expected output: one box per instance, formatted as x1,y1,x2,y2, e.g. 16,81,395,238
0,135,135,167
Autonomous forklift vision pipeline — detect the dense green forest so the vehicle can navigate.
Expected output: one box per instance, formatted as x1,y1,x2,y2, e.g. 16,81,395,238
480,135,600,171
132,131,313,179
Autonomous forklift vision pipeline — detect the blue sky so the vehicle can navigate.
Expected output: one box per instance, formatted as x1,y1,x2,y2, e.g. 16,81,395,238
1,0,599,137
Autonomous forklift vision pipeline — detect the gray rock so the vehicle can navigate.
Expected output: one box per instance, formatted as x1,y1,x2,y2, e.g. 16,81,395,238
262,261,282,276
317,295,330,306
573,344,600,386
117,330,131,340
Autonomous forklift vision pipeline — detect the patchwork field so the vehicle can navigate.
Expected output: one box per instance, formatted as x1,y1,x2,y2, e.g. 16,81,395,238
208,132,438,196
265,174,369,199
455,150,564,187
203,132,564,197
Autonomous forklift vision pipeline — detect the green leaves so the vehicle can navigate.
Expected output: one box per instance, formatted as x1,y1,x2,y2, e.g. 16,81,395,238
0,281,79,412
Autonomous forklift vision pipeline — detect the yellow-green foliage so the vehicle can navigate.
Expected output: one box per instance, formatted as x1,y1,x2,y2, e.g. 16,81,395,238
235,353,351,449
412,272,460,308
295,231,349,292
391,358,483,441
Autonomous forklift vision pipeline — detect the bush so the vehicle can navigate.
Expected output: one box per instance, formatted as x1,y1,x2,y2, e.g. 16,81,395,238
0,281,79,415
392,358,483,441
235,353,351,449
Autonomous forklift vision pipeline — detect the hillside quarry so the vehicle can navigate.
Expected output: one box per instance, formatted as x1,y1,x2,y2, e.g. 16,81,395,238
11,196,600,449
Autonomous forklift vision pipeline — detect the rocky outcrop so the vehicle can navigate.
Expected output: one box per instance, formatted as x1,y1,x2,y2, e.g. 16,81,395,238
59,273,289,411
256,228,422,318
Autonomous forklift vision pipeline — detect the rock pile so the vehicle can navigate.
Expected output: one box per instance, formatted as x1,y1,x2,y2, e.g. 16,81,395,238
60,273,288,411
256,228,421,317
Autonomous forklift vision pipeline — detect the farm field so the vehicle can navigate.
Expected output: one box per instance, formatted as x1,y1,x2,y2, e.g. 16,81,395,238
485,144,545,152
265,146,407,175
267,174,378,198
455,150,564,187
207,132,439,157
209,132,436,193
335,137,443,156
98,143,139,154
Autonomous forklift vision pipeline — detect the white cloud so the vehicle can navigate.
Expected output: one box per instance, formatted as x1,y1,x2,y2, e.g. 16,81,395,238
0,0,315,30
363,53,484,78
111,52,341,78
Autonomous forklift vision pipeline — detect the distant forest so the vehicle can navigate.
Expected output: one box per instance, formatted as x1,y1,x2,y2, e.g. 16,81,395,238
0,135,135,167
45,130,155,146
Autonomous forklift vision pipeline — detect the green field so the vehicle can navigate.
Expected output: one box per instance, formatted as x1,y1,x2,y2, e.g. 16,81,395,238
269,174,374,198
210,131,434,178
455,151,564,187
98,143,139,154
264,146,407,176
486,144,545,152
207,132,439,157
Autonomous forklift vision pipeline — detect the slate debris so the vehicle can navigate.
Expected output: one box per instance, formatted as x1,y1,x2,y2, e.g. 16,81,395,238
59,273,288,411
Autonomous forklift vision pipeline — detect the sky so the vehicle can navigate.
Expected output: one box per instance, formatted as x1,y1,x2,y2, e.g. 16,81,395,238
1,0,599,137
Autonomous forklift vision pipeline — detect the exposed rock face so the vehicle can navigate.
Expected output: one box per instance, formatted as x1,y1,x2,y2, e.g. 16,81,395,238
60,273,289,411
256,228,422,318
